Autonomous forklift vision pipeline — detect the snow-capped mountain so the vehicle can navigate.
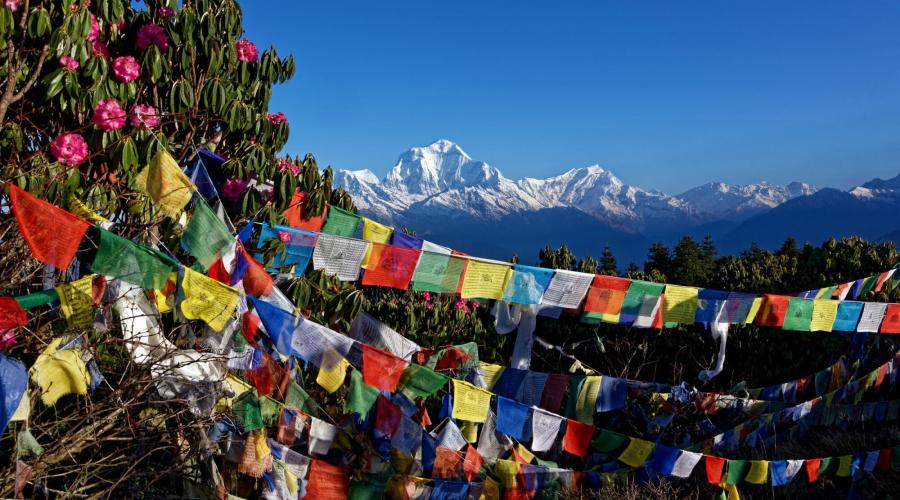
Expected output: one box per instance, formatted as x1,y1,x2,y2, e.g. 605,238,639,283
334,139,813,231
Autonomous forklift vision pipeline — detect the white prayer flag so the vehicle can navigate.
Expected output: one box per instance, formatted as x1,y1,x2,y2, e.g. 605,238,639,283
308,417,337,456
671,450,703,478
857,302,887,333
540,270,594,309
312,233,368,281
530,407,563,452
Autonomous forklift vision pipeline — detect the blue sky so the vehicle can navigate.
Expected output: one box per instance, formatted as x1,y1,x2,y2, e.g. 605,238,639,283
243,1,900,193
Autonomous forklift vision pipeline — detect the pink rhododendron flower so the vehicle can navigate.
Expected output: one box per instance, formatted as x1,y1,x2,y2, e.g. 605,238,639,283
235,39,259,62
4,0,20,12
278,231,291,242
267,112,287,126
137,24,169,51
221,178,249,202
92,98,126,131
455,300,470,313
470,300,480,309
425,303,434,310
86,14,100,42
422,292,431,301
110,19,124,31
158,6,175,18
59,56,79,72
112,56,141,83
276,158,299,176
50,133,89,166
91,39,110,58
130,104,160,129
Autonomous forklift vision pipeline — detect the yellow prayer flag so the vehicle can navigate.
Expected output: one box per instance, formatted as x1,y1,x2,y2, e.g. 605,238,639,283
180,267,240,332
494,459,520,488
836,455,852,477
11,392,30,422
663,285,699,324
810,299,839,332
461,420,478,443
284,467,298,496
452,380,492,423
745,460,769,484
745,297,763,324
133,150,195,218
55,275,95,327
154,288,172,313
516,443,535,464
360,218,394,268
479,362,505,390
618,438,655,468
722,483,740,500
220,374,253,409
481,476,501,500
30,337,89,406
317,348,349,393
576,375,602,424
460,260,511,300
68,196,109,223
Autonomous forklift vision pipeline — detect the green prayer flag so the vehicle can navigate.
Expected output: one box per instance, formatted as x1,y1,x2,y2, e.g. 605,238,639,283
182,198,233,270
16,429,44,459
16,289,59,310
260,396,281,425
724,460,748,485
348,369,379,417
591,429,628,453
580,312,603,325
564,374,586,420
92,229,177,289
398,363,449,399
819,456,835,476
285,380,317,416
233,390,264,431
620,280,665,319
321,206,360,237
783,297,813,331
348,475,389,500
860,276,878,296
232,329,247,352
411,252,466,293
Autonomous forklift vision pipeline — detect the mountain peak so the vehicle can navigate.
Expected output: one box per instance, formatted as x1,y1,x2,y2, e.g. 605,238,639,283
382,140,502,196
421,139,470,157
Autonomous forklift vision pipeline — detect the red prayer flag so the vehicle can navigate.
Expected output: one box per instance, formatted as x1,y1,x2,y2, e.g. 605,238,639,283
306,459,349,500
248,351,274,396
362,344,408,391
584,275,630,314
874,271,892,292
876,448,892,471
805,458,821,482
562,419,594,457
433,346,471,371
239,245,274,297
433,447,464,480
756,294,790,327
375,395,402,438
463,445,484,481
538,373,570,414
9,185,89,269
0,297,28,329
874,364,888,391
881,304,900,334
283,191,326,232
361,243,421,290
241,310,260,343
705,455,726,484
207,257,230,283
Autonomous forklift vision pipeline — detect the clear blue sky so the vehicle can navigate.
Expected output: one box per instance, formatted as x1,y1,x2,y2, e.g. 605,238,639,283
243,1,900,194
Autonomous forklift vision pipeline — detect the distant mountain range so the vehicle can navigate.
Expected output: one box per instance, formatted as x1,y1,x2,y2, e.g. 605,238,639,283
334,139,900,265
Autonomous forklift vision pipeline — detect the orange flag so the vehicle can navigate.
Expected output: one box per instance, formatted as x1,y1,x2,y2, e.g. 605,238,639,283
305,459,349,500
361,243,421,290
756,294,790,327
562,419,595,457
362,344,408,391
9,185,89,269
283,191,326,232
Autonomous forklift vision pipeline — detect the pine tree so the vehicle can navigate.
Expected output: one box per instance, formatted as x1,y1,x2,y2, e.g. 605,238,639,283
600,245,618,276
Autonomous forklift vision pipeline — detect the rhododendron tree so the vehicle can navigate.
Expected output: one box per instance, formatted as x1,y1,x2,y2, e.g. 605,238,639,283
0,0,297,224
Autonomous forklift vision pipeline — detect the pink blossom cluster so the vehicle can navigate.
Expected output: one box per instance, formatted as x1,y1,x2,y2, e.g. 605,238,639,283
91,39,110,58
454,299,481,314
93,98,127,131
112,56,141,83
86,14,100,42
277,158,299,175
267,112,288,126
221,178,249,202
50,133,90,166
59,56,80,72
137,24,169,51
158,6,175,18
235,39,259,62
4,0,20,12
129,104,160,129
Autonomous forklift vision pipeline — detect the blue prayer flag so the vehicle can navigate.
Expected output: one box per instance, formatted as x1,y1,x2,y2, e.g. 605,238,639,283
596,376,627,412
431,480,469,500
647,444,680,476
496,396,532,442
390,231,423,250
421,432,439,475
503,265,555,305
695,289,729,325
517,371,549,407
0,354,27,436
249,296,296,357
833,301,863,331
493,368,527,400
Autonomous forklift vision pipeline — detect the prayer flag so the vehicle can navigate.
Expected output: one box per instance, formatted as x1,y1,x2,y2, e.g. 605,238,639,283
360,218,393,268
874,269,896,292
391,414,422,455
756,294,790,327
705,455,726,484
672,450,703,478
0,354,27,435
362,344,408,391
539,373,570,414
348,369,379,417
390,231,423,250
182,198,233,270
496,396,532,441
770,460,803,486
562,419,595,457
321,205,360,237
398,364,448,399
575,376,601,424
29,337,89,406
180,267,240,332
361,243,421,290
782,297,813,331
254,224,317,275
857,302,887,333
237,245,275,296
9,185,89,269
633,294,663,329
283,191,326,232
592,429,628,453
55,275,95,327
696,289,729,325
452,380,492,423
411,252,467,293
92,229,177,289
531,408,563,452
433,418,468,450
620,280,665,324
422,240,453,255
431,480,469,500
881,304,900,334
745,460,769,484
494,459,520,488
517,371,548,407
663,285,699,324
541,270,594,309
375,395,402,438
648,444,680,475
306,459,349,499
503,265,554,305
477,363,506,391
460,260,511,300
133,150,195,218
596,376,626,412
316,348,349,393
618,438,654,468
719,292,756,324
831,301,863,331
433,447,465,480
348,312,420,361
249,296,296,357
312,233,368,281
805,458,821,482
463,445,484,481
724,460,748,485
477,410,513,460
584,275,631,323
744,296,763,323
68,196,108,223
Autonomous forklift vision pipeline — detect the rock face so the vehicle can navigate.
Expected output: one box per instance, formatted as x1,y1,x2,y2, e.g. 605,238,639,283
333,139,897,264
